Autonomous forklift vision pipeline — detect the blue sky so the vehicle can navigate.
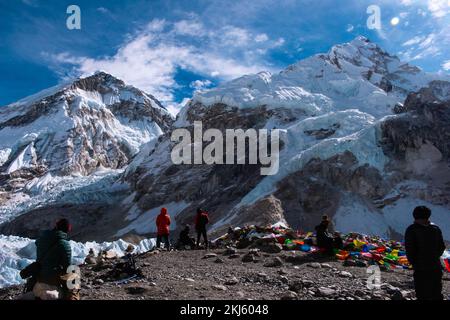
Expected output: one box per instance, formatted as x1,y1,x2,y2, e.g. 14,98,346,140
0,0,449,114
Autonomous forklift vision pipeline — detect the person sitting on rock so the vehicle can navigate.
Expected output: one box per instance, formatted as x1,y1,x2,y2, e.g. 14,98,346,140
33,218,79,300
84,248,97,265
195,208,210,249
315,215,335,255
156,207,171,250
176,225,196,249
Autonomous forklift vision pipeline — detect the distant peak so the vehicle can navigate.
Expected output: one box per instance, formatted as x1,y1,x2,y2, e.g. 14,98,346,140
70,71,127,92
352,35,371,43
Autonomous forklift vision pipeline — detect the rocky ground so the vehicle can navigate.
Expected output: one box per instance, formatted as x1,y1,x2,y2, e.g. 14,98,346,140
1,248,449,300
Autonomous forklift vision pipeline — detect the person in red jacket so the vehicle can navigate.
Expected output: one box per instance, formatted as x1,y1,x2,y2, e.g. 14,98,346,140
156,207,171,250
195,208,209,249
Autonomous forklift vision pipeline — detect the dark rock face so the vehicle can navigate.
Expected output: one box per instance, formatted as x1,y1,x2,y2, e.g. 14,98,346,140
304,123,340,139
0,204,109,241
274,151,388,231
381,81,450,161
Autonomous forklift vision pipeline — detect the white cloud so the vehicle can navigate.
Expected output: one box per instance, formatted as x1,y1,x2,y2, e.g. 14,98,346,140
427,0,449,18
399,31,448,61
190,79,212,91
255,33,269,42
48,19,279,105
173,20,207,36
346,24,354,32
274,38,285,47
400,0,414,5
96,7,110,14
220,26,252,47
417,8,428,16
442,60,450,71
402,0,449,18
402,36,425,46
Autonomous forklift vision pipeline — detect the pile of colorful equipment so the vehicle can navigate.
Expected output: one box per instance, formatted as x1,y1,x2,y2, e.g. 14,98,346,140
213,224,450,272
443,250,450,273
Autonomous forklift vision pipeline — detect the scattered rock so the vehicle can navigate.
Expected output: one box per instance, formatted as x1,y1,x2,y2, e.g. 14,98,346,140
228,254,240,259
381,283,401,294
257,272,268,280
242,254,255,263
263,257,283,268
213,285,228,291
279,276,289,284
93,279,104,285
391,289,406,300
184,278,195,283
202,253,218,259
338,271,353,278
308,262,322,269
317,287,336,297
277,269,288,275
281,291,298,300
321,263,332,269
214,258,225,264
225,277,239,286
224,247,237,255
252,241,283,254
288,281,303,292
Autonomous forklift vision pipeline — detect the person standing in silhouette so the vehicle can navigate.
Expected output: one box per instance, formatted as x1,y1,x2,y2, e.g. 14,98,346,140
405,206,446,300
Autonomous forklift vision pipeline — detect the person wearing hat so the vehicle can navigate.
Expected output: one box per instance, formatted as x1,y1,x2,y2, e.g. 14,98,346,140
33,218,78,300
405,206,446,300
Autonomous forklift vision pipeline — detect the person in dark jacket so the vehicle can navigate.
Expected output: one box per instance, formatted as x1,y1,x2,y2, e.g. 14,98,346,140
315,215,342,254
405,206,446,300
156,207,171,250
315,215,335,255
34,218,76,300
195,208,209,249
176,225,196,249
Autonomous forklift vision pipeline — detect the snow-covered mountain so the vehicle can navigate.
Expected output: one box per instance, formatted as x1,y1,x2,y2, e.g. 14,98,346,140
1,36,450,246
192,36,440,117
0,72,173,228
118,36,450,242
0,71,172,176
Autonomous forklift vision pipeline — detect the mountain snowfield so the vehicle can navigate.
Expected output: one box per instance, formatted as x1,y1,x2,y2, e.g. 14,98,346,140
0,36,450,288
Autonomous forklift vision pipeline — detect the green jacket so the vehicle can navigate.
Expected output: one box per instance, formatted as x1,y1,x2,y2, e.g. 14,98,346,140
35,229,72,281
